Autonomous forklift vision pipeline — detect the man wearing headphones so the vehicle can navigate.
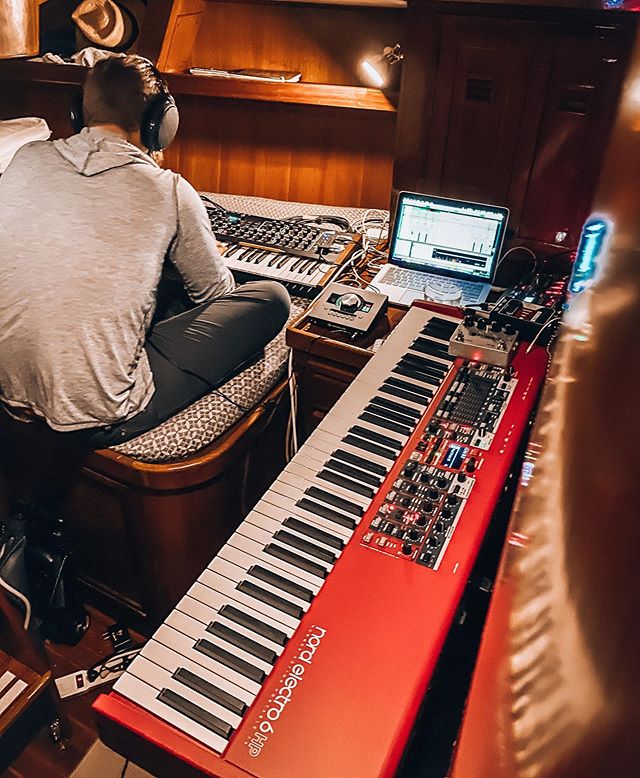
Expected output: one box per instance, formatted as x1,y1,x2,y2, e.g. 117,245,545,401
0,56,291,447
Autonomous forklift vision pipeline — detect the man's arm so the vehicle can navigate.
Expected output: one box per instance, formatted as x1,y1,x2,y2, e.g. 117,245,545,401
168,176,235,304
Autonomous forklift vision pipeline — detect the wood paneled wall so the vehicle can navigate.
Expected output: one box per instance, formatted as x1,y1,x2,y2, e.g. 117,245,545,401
164,94,396,207
190,2,405,87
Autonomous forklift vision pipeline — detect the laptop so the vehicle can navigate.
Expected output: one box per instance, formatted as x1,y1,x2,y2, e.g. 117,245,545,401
369,191,509,307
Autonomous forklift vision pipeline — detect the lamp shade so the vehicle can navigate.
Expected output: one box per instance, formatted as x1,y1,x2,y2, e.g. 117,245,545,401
0,0,40,59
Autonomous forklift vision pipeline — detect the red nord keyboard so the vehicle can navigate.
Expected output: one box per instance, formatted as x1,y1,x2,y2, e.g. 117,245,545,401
94,302,547,777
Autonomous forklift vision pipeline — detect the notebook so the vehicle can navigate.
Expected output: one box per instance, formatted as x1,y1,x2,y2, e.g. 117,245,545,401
369,192,509,307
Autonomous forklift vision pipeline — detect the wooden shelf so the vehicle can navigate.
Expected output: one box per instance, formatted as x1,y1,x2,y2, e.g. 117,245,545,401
164,72,397,111
0,59,85,86
0,61,396,112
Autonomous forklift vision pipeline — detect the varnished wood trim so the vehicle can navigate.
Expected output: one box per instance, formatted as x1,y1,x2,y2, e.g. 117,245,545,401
164,72,397,111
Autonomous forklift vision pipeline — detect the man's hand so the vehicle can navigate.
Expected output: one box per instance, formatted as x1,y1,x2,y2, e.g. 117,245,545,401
216,240,228,255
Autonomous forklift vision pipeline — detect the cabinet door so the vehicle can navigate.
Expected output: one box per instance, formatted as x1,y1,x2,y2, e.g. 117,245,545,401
514,30,629,248
425,16,540,208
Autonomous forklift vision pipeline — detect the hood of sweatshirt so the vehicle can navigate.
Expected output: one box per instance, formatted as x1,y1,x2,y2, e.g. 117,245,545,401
52,127,155,177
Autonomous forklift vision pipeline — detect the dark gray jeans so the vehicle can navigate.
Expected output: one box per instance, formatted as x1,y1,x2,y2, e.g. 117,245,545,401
87,280,291,447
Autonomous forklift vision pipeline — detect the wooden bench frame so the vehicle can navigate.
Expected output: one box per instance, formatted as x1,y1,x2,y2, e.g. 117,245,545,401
65,379,290,632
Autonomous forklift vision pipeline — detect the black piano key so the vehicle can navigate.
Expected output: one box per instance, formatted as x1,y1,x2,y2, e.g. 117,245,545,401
364,402,418,428
399,355,447,381
206,621,277,665
237,579,304,618
264,542,329,579
318,467,375,498
393,364,440,388
273,529,337,564
349,425,403,451
332,448,387,476
385,376,433,399
158,688,234,740
296,498,357,529
173,667,247,718
422,317,458,340
219,604,288,647
343,434,398,461
324,458,381,489
283,516,345,550
411,336,452,360
359,411,412,437
195,638,266,685
403,351,449,376
380,375,434,400
370,395,422,419
378,383,429,406
305,485,364,516
248,563,315,603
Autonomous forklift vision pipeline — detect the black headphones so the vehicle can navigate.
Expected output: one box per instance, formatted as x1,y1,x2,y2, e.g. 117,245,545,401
70,57,180,152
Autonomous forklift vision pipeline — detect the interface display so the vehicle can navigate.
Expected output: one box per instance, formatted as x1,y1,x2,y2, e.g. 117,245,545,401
390,193,509,282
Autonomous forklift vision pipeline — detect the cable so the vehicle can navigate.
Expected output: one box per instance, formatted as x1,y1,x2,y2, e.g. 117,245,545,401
200,194,227,211
525,316,561,354
287,348,298,458
497,245,538,268
120,758,130,778
0,565,32,630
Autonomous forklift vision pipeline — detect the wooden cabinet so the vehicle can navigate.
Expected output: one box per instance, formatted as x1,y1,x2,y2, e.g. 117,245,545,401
393,3,636,250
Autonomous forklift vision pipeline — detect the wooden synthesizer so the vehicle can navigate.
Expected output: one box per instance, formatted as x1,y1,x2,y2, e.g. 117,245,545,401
204,204,360,297
94,302,548,777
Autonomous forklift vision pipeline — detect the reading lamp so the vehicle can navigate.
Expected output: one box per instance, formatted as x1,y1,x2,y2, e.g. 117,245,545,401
359,44,403,89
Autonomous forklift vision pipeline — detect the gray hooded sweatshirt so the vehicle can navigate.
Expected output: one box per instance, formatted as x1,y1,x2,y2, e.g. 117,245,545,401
0,128,234,431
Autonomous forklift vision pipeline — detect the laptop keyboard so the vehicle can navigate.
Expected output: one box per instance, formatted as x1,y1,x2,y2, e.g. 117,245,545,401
383,267,484,303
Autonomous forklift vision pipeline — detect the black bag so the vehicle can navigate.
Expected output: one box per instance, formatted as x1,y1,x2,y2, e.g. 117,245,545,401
0,504,89,645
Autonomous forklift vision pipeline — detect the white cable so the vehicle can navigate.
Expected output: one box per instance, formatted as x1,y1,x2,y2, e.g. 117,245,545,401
525,316,561,354
287,348,298,457
0,563,32,630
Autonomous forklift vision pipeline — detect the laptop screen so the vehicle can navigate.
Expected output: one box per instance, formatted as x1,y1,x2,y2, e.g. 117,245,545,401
388,192,509,283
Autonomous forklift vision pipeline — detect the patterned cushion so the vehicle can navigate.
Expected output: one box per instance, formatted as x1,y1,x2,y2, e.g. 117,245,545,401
111,298,306,463
110,193,382,464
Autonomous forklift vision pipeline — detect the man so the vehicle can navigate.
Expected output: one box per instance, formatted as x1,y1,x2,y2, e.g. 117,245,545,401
0,55,290,449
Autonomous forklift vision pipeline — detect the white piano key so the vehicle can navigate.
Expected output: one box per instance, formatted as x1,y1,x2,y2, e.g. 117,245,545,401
309,429,394,471
114,672,229,754
268,481,360,531
231,524,333,581
252,496,353,542
218,542,323,594
188,581,296,640
245,511,344,558
141,631,257,709
0,678,26,714
127,655,244,732
177,593,286,659
209,556,313,612
278,465,371,508
165,610,273,684
319,414,408,449
198,568,301,631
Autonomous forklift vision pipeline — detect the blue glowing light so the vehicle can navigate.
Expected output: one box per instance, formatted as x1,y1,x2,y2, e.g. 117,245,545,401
567,214,612,297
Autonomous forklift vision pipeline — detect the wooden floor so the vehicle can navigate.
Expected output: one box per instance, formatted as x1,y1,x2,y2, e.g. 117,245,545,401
4,606,142,778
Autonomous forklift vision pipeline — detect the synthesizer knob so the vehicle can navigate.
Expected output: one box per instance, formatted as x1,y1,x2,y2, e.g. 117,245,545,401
427,536,439,548
420,472,431,483
416,515,428,527
398,497,411,507
465,458,476,473
490,320,502,333
428,488,439,500
421,501,435,514
403,461,417,476
445,494,457,506
476,318,487,331
434,521,445,533
464,314,476,327
402,543,413,556
436,476,448,489
457,472,467,483
405,483,418,494
428,421,440,434
504,323,516,336
440,509,452,520
409,529,421,542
